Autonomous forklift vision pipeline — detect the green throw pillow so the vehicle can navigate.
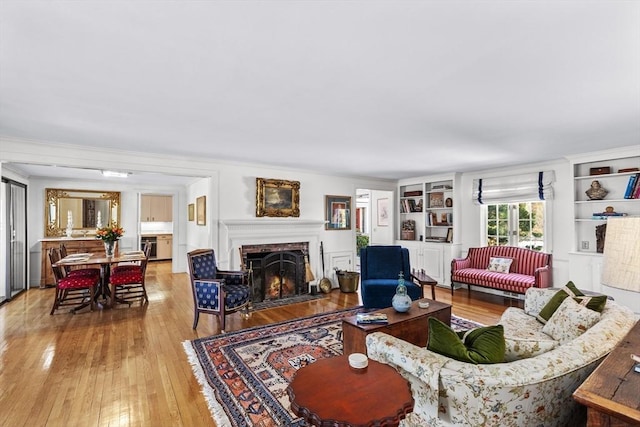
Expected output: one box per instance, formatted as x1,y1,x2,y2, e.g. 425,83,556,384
427,317,505,364
536,281,607,324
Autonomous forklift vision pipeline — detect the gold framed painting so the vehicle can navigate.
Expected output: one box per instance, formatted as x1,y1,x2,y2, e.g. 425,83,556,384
325,195,351,230
196,196,206,225
188,203,195,221
256,178,300,217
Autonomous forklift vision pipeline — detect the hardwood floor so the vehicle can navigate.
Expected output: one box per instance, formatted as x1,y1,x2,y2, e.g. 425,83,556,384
0,261,520,427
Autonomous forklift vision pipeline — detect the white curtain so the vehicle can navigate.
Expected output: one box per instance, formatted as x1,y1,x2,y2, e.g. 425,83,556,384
473,171,555,204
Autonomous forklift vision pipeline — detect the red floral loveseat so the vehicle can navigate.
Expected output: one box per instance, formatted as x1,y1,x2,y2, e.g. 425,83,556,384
451,246,552,294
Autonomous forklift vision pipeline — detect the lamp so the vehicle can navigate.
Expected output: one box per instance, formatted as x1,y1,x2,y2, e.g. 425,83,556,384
601,217,640,292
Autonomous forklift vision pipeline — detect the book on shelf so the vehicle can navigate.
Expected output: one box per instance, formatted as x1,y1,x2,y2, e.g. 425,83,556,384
623,173,639,199
401,198,422,213
592,212,627,216
424,237,446,242
403,190,423,197
356,312,388,324
592,213,628,219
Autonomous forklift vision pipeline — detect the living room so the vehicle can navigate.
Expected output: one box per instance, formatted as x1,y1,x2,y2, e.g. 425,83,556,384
1,1,639,426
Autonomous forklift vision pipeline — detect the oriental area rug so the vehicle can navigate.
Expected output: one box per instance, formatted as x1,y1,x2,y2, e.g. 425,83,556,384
183,307,481,427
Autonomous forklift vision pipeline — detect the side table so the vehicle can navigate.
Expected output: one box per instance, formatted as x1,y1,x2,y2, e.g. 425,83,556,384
411,269,438,300
287,355,413,427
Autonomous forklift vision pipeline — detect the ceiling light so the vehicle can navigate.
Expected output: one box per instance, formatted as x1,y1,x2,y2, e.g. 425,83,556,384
101,170,130,178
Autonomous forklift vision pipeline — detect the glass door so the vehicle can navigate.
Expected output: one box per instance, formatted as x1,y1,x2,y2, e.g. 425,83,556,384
2,178,27,303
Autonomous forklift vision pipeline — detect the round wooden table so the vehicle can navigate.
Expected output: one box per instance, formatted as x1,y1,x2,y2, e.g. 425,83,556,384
286,354,414,427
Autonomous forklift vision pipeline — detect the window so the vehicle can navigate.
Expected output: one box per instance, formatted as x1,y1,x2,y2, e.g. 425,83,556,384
486,202,545,251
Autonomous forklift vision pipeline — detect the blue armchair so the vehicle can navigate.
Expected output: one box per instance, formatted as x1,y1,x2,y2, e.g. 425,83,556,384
360,245,422,309
187,249,250,331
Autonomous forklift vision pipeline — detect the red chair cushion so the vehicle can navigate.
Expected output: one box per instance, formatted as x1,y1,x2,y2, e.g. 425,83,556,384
110,270,143,285
58,276,98,290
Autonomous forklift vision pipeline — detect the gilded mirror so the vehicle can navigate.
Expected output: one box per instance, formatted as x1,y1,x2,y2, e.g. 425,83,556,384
45,188,121,237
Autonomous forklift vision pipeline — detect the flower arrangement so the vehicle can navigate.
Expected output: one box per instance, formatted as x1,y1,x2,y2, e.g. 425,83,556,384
95,224,124,242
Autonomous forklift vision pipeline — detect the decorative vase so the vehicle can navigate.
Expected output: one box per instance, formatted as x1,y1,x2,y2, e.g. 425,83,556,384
392,272,412,313
104,240,117,257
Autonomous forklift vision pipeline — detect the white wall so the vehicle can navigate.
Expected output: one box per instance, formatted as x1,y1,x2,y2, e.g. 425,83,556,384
457,149,640,312
2,138,637,312
458,158,572,285
0,138,396,287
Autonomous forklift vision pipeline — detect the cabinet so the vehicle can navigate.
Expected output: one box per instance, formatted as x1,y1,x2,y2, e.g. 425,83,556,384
40,238,106,287
398,175,458,244
571,153,640,254
156,235,173,260
397,174,461,286
140,195,173,222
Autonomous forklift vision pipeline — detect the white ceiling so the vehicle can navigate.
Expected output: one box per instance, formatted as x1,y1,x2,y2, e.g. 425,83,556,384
1,1,639,181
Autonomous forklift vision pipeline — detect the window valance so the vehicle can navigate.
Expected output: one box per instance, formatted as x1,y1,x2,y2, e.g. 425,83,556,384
473,171,555,204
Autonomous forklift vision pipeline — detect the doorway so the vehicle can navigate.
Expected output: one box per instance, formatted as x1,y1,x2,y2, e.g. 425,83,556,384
355,188,394,270
2,178,27,304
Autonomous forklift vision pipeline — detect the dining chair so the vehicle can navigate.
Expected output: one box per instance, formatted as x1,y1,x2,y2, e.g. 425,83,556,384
59,243,101,279
49,248,100,314
109,256,150,306
186,249,250,331
111,242,152,275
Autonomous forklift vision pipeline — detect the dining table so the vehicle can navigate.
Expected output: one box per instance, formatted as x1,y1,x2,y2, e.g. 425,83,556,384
53,250,147,309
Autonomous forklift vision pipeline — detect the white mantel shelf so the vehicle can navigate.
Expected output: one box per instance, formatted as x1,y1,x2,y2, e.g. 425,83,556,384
221,219,326,234
221,219,326,271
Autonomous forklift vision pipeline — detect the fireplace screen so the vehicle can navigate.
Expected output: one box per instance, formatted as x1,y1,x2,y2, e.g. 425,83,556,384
242,242,309,303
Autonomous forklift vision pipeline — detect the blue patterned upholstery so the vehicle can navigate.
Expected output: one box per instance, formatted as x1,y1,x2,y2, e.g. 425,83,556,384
187,249,249,331
360,245,422,309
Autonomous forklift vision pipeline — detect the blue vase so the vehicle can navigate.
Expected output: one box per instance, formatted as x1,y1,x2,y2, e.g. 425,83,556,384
392,272,412,312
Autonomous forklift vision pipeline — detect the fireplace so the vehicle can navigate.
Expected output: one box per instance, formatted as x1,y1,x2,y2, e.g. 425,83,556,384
241,242,309,303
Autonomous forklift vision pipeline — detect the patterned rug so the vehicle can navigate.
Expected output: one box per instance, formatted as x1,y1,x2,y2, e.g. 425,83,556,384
183,308,481,427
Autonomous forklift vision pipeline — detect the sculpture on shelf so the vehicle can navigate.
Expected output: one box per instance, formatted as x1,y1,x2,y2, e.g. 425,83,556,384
585,180,608,200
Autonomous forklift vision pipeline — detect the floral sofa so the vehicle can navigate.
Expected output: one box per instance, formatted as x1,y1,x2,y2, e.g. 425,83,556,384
366,287,636,427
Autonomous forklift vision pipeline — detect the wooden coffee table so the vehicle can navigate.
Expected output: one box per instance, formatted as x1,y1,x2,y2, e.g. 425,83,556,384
287,354,413,427
342,298,452,355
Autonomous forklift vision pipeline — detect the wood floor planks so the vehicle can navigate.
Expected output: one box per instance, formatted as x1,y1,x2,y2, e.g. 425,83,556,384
0,261,518,426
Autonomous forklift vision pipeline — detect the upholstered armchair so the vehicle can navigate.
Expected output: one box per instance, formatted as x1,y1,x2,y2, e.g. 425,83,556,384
186,249,250,331
359,245,421,309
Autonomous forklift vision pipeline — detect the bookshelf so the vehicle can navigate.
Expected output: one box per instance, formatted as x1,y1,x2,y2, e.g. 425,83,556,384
397,174,461,286
572,153,640,254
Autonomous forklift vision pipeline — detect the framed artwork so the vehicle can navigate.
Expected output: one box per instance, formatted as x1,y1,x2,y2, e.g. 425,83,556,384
256,178,300,217
429,192,444,208
188,203,195,221
377,198,389,226
325,195,351,230
196,196,206,225
446,227,453,243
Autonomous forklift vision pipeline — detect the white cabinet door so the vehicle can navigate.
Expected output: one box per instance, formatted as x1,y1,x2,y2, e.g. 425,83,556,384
156,236,172,260
422,244,444,284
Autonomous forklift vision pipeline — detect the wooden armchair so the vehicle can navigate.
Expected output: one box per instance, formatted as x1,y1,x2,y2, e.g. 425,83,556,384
186,249,250,331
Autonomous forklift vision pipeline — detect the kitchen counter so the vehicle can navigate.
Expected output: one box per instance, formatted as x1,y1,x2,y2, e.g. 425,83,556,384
40,236,99,242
